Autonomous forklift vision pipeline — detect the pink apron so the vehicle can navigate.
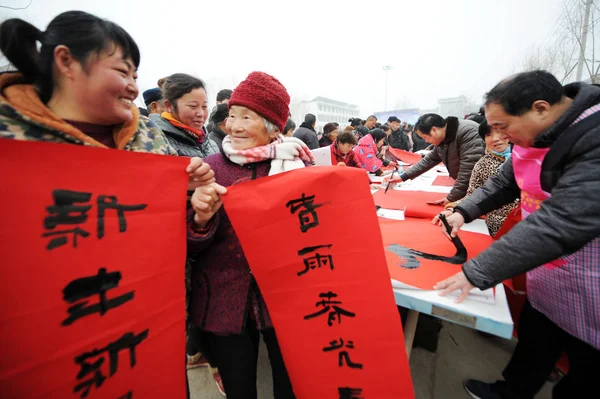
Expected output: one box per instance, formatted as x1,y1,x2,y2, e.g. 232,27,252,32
512,145,599,349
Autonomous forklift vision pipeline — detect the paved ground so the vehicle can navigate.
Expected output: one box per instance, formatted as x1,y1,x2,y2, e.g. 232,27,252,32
188,320,555,398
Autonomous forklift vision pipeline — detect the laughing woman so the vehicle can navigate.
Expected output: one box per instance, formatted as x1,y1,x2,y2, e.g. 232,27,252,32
0,11,214,399
0,11,213,181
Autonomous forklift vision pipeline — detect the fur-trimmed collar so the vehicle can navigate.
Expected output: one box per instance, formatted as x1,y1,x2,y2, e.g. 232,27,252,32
0,72,139,149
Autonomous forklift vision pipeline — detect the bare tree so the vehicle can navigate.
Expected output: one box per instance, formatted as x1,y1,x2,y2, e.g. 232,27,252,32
519,0,599,83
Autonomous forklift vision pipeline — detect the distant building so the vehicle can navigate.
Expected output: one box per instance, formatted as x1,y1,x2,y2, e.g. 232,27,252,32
438,95,480,118
373,108,421,125
291,96,360,132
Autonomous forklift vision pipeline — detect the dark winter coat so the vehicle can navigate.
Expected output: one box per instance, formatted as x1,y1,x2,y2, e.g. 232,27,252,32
402,117,484,201
150,114,219,158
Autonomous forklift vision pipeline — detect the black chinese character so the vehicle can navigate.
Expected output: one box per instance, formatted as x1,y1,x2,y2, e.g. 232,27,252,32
42,189,92,250
338,387,364,399
297,245,334,276
118,393,133,399
97,195,147,239
62,268,135,326
323,338,363,369
74,329,149,398
286,193,328,233
304,291,356,326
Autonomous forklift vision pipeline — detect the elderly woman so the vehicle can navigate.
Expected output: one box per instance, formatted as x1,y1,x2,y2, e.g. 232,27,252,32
187,72,313,399
353,128,397,175
435,119,519,238
152,73,219,158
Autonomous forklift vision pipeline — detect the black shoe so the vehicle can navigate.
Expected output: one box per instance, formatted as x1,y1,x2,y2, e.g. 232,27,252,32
463,379,510,399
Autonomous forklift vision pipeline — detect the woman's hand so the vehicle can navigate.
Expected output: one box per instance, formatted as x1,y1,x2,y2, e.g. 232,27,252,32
337,162,347,167
190,183,228,228
186,157,216,191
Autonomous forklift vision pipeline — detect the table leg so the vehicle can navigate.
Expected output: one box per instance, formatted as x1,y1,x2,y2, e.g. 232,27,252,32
404,310,419,359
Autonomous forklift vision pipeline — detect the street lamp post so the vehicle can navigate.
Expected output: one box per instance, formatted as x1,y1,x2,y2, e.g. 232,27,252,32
382,65,392,111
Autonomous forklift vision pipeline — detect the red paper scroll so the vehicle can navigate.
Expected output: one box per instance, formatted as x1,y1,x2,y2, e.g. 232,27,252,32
373,189,445,218
380,218,494,289
0,140,189,399
223,166,414,399
387,148,423,165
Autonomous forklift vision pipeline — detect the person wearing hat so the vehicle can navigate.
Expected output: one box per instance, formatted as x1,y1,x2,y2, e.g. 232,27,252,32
207,89,234,133
293,113,320,149
318,122,339,147
207,103,229,152
187,72,314,399
143,87,166,115
386,116,410,151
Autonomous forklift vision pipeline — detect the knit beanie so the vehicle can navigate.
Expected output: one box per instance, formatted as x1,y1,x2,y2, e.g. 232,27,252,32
323,122,337,135
228,72,290,132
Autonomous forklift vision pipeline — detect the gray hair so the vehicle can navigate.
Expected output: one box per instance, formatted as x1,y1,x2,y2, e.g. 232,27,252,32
263,118,281,135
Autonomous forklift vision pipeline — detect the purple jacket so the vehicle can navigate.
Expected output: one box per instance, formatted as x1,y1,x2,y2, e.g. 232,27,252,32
187,153,274,335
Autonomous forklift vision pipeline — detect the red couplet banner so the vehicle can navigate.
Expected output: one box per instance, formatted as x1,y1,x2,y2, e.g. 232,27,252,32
373,190,445,219
223,166,414,399
387,148,423,165
0,140,189,399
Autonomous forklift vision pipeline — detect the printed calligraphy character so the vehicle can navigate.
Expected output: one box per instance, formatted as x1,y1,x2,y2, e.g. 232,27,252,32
97,195,147,239
297,245,334,276
285,193,327,233
304,291,356,326
73,329,149,398
338,387,364,399
42,189,92,250
323,338,363,369
62,268,135,326
117,393,133,399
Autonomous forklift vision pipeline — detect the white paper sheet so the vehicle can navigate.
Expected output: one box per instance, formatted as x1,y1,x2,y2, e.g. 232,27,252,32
310,146,332,166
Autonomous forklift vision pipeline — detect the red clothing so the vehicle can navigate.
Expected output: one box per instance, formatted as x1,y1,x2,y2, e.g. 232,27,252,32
330,140,360,167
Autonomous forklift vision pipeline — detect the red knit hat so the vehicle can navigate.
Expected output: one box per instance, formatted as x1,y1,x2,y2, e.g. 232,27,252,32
228,72,290,132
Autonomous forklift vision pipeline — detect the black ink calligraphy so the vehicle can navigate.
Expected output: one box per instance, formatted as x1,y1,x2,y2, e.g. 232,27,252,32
97,195,147,239
323,338,363,369
286,193,328,233
297,245,334,276
304,291,356,326
338,387,364,399
74,329,149,398
43,189,92,250
62,268,134,326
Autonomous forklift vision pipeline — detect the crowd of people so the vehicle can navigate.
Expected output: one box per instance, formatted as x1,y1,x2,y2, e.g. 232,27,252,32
1,10,598,399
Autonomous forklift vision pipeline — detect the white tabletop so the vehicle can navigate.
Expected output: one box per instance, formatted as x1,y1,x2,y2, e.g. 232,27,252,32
374,166,514,339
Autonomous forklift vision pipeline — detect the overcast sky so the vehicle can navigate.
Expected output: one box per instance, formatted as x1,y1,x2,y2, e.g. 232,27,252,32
1,0,568,114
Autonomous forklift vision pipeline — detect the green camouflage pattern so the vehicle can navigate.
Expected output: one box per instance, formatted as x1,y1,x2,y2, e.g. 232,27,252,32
0,97,178,155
